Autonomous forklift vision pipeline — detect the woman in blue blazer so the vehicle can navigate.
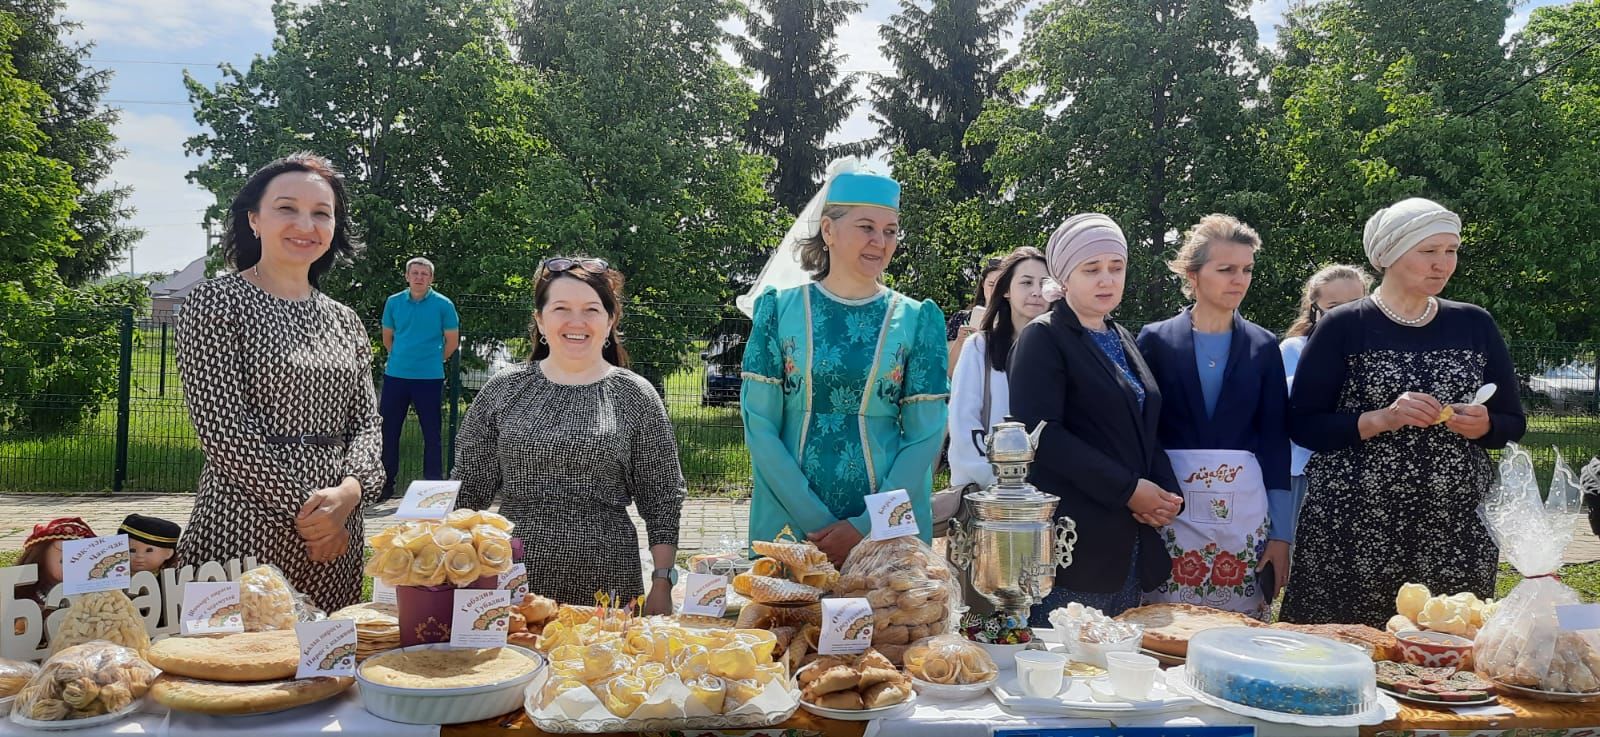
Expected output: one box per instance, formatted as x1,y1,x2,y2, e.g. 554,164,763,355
1134,215,1290,620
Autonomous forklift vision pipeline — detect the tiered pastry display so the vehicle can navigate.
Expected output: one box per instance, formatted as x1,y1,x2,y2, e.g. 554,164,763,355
1376,661,1496,703
1267,623,1398,662
831,537,958,664
1388,583,1498,638
507,594,562,647
49,590,151,655
1115,603,1261,658
734,541,834,631
358,645,545,724
902,635,997,686
364,511,517,587
530,606,796,725
146,630,354,716
797,649,913,711
9,642,158,725
330,602,401,661
1185,627,1376,717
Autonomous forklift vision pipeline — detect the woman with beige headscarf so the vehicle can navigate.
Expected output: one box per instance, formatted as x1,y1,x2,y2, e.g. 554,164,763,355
1010,214,1182,621
1280,197,1525,627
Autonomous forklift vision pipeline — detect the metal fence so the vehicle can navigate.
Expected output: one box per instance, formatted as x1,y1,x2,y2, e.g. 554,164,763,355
2,301,1598,495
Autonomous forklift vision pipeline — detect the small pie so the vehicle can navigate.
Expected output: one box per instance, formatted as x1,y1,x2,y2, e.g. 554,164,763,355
359,647,537,689
149,674,353,716
1114,603,1261,657
146,631,301,682
1268,622,1398,661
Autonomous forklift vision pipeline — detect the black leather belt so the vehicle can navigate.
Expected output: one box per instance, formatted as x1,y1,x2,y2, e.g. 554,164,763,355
264,434,344,447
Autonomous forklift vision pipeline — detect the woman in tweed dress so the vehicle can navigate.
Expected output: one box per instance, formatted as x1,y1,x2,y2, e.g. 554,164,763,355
176,154,383,612
452,258,686,614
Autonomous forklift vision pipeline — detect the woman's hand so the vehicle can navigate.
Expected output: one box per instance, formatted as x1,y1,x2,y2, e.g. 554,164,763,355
297,478,362,543
644,579,672,616
1444,403,1491,440
808,521,865,568
1389,392,1444,430
1258,540,1291,594
304,527,350,564
1127,479,1181,526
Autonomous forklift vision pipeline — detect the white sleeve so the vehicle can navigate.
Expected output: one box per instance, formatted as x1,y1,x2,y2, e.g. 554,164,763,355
947,332,995,488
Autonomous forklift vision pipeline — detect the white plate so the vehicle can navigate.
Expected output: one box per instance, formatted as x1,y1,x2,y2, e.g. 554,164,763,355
8,697,145,731
1378,686,1496,707
1490,679,1600,703
910,676,996,701
989,671,1193,714
799,692,916,721
1166,665,1397,727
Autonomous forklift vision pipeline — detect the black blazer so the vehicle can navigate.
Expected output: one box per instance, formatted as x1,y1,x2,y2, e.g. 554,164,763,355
1009,301,1181,594
1134,308,1291,494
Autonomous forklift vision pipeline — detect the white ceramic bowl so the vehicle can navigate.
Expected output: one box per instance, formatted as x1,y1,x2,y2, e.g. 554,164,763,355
357,643,546,725
976,641,1032,670
1068,635,1142,668
910,675,997,701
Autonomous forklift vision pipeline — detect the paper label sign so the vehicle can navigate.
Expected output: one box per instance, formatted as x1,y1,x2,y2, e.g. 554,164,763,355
395,480,462,520
181,581,243,635
1557,603,1600,632
371,578,397,606
498,563,528,602
680,572,728,618
296,620,357,678
451,588,511,649
62,535,131,595
818,597,873,655
866,488,918,541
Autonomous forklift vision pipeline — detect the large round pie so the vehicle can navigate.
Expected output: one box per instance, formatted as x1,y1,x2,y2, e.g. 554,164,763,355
150,674,354,715
1268,622,1398,661
359,647,537,690
1114,603,1262,657
146,630,301,682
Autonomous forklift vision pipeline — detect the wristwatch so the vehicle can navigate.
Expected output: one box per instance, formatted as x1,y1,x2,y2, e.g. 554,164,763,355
651,568,678,585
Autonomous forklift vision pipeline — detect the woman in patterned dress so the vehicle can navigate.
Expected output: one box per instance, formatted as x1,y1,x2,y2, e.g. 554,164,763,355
176,154,383,612
739,163,949,567
451,259,685,613
1282,198,1526,627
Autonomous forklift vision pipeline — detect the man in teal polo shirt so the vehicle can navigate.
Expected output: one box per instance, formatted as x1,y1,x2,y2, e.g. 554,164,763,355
379,257,460,501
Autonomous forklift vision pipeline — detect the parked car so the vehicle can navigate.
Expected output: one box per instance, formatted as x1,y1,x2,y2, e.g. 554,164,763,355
700,330,747,406
1529,362,1597,411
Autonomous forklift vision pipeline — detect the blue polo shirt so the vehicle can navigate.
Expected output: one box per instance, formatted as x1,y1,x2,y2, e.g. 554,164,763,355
382,289,459,380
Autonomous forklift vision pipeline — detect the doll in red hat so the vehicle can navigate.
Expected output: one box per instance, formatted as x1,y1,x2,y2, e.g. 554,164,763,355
15,517,96,608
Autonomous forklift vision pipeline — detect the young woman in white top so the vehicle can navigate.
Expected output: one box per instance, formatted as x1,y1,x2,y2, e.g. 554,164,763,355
948,247,1049,488
1279,264,1371,518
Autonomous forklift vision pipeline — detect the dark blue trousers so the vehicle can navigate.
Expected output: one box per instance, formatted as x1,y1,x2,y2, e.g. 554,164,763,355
380,375,444,499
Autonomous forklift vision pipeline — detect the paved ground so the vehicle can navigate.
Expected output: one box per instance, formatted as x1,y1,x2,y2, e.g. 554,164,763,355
2,493,1599,565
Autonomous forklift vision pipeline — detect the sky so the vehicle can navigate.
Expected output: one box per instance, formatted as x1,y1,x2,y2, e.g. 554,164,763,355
61,0,1560,277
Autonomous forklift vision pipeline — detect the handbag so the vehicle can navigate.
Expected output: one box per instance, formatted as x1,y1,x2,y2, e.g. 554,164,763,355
932,352,992,537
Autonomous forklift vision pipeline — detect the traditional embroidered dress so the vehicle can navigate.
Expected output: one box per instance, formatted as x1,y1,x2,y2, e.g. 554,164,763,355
740,282,949,547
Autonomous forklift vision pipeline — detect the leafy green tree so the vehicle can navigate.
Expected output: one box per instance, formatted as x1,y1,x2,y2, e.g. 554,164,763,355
0,11,139,432
872,0,1022,198
971,0,1273,323
734,0,866,214
0,0,141,286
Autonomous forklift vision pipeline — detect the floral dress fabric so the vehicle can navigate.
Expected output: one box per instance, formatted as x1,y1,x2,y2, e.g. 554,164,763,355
741,283,949,548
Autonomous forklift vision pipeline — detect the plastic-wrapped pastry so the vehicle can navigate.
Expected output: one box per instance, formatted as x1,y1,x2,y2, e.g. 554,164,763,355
240,564,308,630
686,674,726,714
0,658,40,698
50,590,151,655
11,641,157,723
832,536,960,664
903,633,997,685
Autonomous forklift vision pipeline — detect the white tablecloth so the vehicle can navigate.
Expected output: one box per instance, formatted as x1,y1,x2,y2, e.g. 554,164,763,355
862,694,1110,737
1,689,439,737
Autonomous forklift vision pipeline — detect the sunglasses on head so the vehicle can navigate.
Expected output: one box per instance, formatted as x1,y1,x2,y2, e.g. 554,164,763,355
541,257,610,274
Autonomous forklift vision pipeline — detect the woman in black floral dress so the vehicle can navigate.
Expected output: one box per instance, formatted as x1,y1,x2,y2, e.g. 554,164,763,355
1282,198,1525,627
177,154,382,612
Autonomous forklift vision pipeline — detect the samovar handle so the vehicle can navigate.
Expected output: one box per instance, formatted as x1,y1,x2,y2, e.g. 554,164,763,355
947,517,973,571
1054,516,1078,569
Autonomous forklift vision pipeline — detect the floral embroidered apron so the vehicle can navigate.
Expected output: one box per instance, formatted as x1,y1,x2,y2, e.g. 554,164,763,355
1144,449,1271,620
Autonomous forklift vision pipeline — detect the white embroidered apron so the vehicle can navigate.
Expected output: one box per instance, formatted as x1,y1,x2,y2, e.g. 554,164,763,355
1144,448,1271,620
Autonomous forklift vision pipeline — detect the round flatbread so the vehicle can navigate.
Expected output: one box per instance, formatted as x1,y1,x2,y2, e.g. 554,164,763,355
1115,603,1262,657
147,631,301,682
150,674,353,716
330,602,398,628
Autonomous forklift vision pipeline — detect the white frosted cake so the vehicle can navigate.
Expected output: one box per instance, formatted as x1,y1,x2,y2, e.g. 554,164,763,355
1187,627,1376,716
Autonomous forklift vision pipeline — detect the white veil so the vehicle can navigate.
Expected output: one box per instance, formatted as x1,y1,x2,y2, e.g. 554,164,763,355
736,157,879,317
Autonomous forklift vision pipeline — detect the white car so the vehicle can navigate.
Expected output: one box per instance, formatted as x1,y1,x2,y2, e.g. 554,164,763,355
1529,363,1596,410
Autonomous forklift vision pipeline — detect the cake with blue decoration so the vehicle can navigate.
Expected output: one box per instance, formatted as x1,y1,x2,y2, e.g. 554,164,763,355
1187,627,1376,716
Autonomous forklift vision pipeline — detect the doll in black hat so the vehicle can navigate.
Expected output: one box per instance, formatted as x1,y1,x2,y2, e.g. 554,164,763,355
120,514,181,574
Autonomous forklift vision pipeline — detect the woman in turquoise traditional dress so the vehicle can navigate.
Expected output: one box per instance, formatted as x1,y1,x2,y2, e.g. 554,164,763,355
737,161,949,566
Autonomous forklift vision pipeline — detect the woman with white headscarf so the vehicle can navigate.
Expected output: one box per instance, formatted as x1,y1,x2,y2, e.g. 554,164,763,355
1280,197,1525,627
738,160,949,570
1009,213,1183,621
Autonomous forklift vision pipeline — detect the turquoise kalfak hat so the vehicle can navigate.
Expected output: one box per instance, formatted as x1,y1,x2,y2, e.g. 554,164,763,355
825,170,900,211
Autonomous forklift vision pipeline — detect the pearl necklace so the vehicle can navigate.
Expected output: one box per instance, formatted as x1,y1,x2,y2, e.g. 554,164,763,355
1372,292,1436,326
